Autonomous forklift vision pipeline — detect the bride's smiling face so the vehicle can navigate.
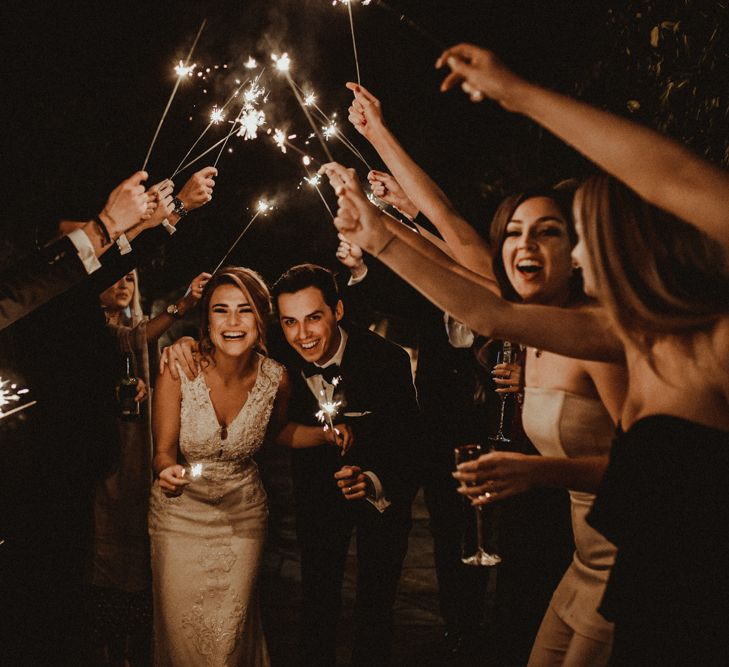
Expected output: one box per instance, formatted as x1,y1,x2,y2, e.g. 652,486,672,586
207,284,259,355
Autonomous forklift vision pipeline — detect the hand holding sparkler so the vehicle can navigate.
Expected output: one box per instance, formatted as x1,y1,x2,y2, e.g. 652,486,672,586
335,233,367,280
367,170,419,220
436,44,525,108
175,166,218,215
323,421,354,455
345,82,386,142
128,180,175,238
157,464,190,497
320,162,394,257
334,465,371,501
99,171,151,241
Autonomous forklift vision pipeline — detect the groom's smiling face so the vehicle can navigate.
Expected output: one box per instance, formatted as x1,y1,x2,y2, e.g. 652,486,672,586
278,286,343,365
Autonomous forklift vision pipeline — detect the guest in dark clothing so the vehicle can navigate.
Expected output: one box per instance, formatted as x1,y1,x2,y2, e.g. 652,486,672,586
0,167,216,666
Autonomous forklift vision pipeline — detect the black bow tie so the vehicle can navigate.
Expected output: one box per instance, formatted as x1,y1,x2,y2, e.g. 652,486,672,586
302,363,342,384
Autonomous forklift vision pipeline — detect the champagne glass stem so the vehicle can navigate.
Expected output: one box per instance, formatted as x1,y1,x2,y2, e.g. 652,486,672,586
495,395,507,440
475,505,484,552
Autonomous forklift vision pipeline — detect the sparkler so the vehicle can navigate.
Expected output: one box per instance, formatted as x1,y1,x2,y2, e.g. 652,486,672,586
209,106,224,124
142,19,207,172
211,199,274,274
315,376,345,454
290,79,372,169
273,52,334,162
0,377,36,421
244,56,258,69
170,77,251,178
304,171,335,218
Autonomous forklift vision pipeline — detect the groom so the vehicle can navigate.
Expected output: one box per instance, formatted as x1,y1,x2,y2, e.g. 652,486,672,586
272,263,420,667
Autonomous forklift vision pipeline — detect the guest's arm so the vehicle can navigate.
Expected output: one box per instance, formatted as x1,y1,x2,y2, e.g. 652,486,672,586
438,43,729,250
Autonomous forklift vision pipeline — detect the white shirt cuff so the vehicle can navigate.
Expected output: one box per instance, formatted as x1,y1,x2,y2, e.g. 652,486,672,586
67,228,101,274
347,264,369,286
444,312,475,348
115,233,132,255
162,218,177,235
363,471,391,513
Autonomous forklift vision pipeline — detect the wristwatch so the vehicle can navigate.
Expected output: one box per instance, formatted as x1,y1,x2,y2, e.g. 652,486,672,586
166,303,182,319
172,197,188,218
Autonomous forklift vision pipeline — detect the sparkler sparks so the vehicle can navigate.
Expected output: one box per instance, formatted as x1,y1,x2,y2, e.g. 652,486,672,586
244,56,258,69
211,199,274,274
304,92,317,107
209,105,224,124
257,199,273,213
322,121,338,140
304,172,321,186
174,60,196,77
272,52,291,73
0,377,36,421
237,108,266,140
273,129,287,153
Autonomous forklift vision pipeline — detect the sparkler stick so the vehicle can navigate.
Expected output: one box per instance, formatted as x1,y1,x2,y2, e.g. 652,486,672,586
347,1,362,85
315,376,345,455
290,79,372,169
0,400,37,421
176,131,235,174
211,200,273,274
142,19,207,172
304,172,335,218
273,53,334,163
369,0,445,51
170,77,250,178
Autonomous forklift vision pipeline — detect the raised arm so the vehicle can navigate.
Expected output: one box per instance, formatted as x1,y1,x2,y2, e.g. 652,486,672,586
322,162,622,362
438,43,729,251
347,83,494,276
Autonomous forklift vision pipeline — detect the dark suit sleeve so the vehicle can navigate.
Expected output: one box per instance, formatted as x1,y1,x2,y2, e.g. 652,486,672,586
0,236,89,331
346,337,422,507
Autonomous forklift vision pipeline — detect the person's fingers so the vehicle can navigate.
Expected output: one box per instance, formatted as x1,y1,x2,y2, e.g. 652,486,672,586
334,467,354,480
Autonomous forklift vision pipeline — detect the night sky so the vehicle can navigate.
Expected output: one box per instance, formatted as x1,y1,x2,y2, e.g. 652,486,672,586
2,0,609,296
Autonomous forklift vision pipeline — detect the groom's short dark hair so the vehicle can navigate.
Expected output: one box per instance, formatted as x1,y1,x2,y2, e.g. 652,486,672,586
272,263,340,312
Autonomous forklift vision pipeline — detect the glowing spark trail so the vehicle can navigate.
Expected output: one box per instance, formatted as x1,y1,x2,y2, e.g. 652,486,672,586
273,129,287,154
142,18,207,172
0,377,36,421
211,200,274,274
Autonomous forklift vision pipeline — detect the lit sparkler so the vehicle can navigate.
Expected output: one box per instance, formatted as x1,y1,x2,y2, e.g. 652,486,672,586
272,51,333,161
238,108,267,140
210,105,224,124
304,92,317,107
0,377,36,421
315,376,345,454
174,60,197,77
322,121,338,140
211,199,274,274
244,56,258,69
142,18,207,172
273,129,288,154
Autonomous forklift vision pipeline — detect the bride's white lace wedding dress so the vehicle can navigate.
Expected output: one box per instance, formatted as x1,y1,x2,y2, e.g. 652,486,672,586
149,355,283,666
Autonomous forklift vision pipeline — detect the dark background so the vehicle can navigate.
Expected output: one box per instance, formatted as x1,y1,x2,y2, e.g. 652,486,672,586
2,0,728,300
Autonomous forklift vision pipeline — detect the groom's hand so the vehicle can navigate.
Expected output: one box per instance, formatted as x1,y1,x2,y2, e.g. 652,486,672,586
160,336,199,380
324,422,354,454
334,465,371,501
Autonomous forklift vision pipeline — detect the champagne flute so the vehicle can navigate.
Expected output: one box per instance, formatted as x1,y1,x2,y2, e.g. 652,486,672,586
492,341,516,443
454,443,501,567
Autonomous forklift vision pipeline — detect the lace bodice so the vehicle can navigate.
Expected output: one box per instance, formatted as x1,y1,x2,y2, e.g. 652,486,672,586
178,356,283,471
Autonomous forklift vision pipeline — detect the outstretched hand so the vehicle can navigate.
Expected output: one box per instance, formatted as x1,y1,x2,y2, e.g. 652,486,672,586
367,170,419,220
436,43,524,109
319,162,394,257
138,179,175,230
346,82,385,141
453,450,536,505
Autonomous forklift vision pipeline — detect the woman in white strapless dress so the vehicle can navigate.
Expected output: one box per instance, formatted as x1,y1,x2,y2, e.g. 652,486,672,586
149,267,291,667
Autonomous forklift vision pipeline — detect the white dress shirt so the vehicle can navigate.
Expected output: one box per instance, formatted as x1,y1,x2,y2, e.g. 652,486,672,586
303,326,391,513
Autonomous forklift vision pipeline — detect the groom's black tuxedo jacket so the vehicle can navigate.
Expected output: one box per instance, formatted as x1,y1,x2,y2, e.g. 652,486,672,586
276,326,421,516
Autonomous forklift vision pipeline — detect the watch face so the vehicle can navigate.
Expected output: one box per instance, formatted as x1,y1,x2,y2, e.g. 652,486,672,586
167,304,179,317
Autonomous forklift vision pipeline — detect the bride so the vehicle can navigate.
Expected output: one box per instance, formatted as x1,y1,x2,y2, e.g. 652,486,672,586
149,266,290,666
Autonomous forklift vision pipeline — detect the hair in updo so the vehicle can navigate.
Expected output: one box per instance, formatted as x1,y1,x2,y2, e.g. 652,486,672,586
198,266,272,362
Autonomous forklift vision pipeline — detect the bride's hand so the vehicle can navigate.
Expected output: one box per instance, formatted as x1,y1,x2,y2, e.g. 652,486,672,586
158,464,190,497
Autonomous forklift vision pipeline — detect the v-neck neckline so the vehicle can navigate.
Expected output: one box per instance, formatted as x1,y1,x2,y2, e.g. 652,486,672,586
200,355,263,438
